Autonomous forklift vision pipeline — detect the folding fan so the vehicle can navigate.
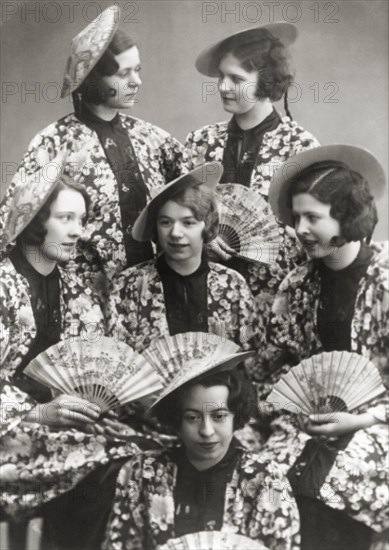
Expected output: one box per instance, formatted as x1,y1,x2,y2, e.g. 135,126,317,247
215,184,280,264
142,332,252,407
266,351,386,417
160,531,267,550
24,336,163,412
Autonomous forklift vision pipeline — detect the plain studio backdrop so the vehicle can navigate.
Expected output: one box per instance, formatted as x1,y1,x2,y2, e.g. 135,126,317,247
1,0,388,240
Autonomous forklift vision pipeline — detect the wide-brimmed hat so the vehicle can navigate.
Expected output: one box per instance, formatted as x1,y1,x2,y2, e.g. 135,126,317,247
196,22,297,77
132,162,223,242
1,160,66,249
268,144,387,227
61,5,120,98
142,332,253,410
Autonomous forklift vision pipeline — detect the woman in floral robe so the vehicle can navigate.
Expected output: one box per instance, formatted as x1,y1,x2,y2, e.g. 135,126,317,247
0,6,184,281
185,24,319,329
259,145,388,549
104,356,300,550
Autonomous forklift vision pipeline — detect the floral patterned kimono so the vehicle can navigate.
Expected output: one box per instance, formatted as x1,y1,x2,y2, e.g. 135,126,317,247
0,257,144,515
106,255,262,353
185,115,319,325
256,242,389,533
103,443,300,550
0,113,185,280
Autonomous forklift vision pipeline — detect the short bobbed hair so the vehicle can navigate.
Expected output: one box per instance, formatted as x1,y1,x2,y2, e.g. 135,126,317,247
288,160,378,243
73,29,137,106
154,184,219,244
153,370,257,431
17,177,91,248
221,30,294,101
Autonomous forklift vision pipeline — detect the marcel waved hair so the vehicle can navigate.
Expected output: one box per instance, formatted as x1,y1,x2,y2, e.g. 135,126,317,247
17,176,91,248
153,370,257,431
288,160,378,243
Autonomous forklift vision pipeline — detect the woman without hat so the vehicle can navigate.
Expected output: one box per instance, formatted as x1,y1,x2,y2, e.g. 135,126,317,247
0,158,151,550
257,145,388,550
185,23,320,329
0,5,185,282
103,333,300,550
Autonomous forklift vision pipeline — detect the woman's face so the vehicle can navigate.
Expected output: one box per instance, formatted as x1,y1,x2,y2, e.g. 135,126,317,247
102,46,142,109
218,53,260,115
292,193,341,260
157,200,205,267
178,384,235,469
41,189,86,263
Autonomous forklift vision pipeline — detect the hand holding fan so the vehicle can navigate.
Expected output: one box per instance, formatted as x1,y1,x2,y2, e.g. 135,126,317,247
215,183,280,264
24,336,163,412
266,351,386,417
160,531,268,550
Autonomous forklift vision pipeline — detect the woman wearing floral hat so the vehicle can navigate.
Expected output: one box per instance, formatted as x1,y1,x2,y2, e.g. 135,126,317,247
103,332,300,550
258,145,388,550
185,24,319,330
107,162,261,355
0,160,147,549
0,5,185,281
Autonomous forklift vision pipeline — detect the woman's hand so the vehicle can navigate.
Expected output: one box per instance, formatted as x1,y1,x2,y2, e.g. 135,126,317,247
305,411,378,437
24,394,101,430
207,236,236,262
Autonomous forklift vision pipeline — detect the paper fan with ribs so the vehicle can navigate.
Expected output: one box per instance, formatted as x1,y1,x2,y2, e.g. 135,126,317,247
24,336,163,412
142,332,253,408
215,183,280,264
160,531,268,550
266,351,386,416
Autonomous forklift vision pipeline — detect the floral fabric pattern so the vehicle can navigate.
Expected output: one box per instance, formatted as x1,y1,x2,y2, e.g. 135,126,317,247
0,113,185,280
185,117,320,327
257,242,389,532
103,446,300,550
0,258,144,515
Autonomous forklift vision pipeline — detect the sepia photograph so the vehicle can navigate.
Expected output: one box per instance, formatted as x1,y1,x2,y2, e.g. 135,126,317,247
1,1,388,549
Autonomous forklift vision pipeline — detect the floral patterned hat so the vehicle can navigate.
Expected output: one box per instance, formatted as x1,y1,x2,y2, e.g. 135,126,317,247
195,22,297,77
268,144,387,227
61,5,120,98
132,162,223,241
1,161,65,250
142,332,253,410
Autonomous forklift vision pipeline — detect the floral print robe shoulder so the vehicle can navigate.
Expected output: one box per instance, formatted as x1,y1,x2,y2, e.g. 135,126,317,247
257,242,389,532
106,259,262,353
0,258,142,515
185,117,320,325
103,446,300,550
0,113,185,279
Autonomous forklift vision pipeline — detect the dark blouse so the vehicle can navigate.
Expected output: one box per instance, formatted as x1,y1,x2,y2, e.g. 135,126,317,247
220,109,282,187
77,106,153,266
173,438,241,535
9,248,61,402
317,243,373,351
156,254,209,335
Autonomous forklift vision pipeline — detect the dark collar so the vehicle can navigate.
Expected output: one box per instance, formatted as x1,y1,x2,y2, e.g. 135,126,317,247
173,437,242,476
228,108,281,139
76,104,120,129
9,247,59,281
156,253,209,281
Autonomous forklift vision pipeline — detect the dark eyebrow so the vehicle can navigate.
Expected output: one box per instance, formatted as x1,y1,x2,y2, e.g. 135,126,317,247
183,407,230,414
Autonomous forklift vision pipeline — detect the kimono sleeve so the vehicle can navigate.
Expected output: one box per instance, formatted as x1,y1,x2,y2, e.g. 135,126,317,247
105,271,139,348
159,132,187,182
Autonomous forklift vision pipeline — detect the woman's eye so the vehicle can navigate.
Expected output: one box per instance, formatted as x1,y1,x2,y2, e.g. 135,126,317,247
184,414,200,423
213,413,228,422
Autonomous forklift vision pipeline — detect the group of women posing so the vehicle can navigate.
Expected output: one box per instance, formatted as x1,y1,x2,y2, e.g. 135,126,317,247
1,5,387,550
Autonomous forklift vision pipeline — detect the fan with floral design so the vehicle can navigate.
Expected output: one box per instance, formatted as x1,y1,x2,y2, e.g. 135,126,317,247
142,332,253,409
160,531,268,550
266,351,386,416
215,184,280,264
24,336,163,412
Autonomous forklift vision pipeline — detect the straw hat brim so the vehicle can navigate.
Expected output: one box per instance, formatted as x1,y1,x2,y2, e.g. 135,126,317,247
195,22,297,77
150,350,254,410
132,162,223,242
268,144,387,227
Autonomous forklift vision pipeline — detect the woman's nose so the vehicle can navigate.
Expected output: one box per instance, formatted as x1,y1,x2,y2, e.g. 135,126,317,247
218,77,233,92
295,217,309,236
129,72,142,87
170,222,183,238
199,418,215,437
68,220,83,238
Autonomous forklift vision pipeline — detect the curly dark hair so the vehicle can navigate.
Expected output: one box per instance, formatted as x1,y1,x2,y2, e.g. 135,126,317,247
152,184,219,244
153,370,257,431
220,29,295,101
287,160,378,243
17,176,91,248
73,29,137,107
